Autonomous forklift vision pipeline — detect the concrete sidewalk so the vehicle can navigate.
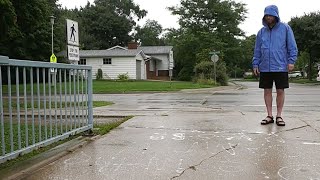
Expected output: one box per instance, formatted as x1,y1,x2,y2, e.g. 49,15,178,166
3,82,320,179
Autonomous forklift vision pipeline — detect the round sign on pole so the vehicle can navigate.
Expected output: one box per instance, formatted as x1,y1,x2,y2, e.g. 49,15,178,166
211,54,219,63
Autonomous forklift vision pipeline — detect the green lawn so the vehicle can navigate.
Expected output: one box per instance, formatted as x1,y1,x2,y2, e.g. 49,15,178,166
92,80,215,93
93,116,133,135
0,100,113,152
0,122,66,153
0,114,115,155
235,78,259,82
237,77,320,85
92,101,114,107
290,78,320,84
1,78,88,97
1,80,216,94
1,101,113,111
0,116,132,170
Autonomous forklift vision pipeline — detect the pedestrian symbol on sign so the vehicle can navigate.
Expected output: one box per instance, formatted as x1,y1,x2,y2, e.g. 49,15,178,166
70,24,77,42
66,19,79,46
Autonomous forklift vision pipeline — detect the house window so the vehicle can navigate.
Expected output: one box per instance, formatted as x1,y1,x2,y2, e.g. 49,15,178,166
103,58,112,65
78,59,86,65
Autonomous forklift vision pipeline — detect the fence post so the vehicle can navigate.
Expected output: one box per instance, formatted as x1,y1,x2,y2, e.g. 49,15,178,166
87,68,93,128
0,56,9,64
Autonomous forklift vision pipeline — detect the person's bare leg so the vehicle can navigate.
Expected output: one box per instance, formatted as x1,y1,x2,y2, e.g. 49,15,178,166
264,89,273,117
276,89,285,117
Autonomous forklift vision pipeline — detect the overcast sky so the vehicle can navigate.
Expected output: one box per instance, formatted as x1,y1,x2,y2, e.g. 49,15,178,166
58,0,320,36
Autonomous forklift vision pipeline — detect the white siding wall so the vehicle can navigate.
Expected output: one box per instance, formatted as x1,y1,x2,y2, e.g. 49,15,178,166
86,57,136,80
82,52,171,79
149,60,155,71
85,58,102,79
153,54,170,70
86,54,147,80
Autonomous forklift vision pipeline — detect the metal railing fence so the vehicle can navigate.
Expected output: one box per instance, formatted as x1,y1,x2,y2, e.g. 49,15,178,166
0,55,93,164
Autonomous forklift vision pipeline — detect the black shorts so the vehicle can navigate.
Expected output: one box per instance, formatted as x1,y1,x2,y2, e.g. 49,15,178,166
259,72,289,89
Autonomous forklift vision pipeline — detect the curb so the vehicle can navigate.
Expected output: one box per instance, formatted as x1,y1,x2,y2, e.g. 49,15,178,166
1,135,101,180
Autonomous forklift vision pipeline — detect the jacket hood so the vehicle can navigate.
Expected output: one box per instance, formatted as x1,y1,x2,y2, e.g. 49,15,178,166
262,5,280,27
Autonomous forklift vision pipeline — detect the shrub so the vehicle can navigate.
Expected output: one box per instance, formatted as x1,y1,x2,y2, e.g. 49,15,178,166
197,77,215,85
195,61,228,85
216,61,228,85
195,61,213,79
117,73,129,81
96,69,103,80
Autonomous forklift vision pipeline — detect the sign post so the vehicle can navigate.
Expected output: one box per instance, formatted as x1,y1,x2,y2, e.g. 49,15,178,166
49,16,56,85
210,51,220,85
50,53,57,86
169,50,174,82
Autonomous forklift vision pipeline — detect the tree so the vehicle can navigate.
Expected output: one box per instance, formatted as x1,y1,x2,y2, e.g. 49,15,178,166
135,19,164,46
168,0,246,36
289,12,320,80
238,35,256,72
295,51,309,77
165,29,201,80
194,60,228,85
0,0,148,61
0,0,16,38
166,0,247,80
0,0,56,60
79,0,147,49
0,0,23,58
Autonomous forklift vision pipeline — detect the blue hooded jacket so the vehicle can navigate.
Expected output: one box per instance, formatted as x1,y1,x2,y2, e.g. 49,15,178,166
252,5,298,72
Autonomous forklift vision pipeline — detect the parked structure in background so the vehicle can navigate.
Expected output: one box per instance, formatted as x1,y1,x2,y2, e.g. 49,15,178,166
288,71,302,78
243,71,253,78
317,64,320,81
137,45,174,81
57,43,174,80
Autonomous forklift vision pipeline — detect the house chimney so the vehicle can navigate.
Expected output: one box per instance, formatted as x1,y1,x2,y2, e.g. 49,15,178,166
128,42,138,49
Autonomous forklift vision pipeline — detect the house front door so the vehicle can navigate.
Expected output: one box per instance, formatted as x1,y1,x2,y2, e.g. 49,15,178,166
136,60,142,80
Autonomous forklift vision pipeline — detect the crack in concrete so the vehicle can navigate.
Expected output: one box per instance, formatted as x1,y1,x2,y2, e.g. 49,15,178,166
239,111,245,115
170,144,239,180
275,119,320,135
299,119,320,134
276,125,310,134
126,126,220,132
200,98,208,105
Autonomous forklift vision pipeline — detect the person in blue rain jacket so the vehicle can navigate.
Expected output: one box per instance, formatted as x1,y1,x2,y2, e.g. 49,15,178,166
252,5,298,126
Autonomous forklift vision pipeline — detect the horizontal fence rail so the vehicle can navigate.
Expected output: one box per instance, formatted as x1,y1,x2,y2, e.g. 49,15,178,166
0,55,93,164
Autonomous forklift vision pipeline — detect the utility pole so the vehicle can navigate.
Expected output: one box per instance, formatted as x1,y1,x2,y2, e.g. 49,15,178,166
50,16,55,55
50,15,55,86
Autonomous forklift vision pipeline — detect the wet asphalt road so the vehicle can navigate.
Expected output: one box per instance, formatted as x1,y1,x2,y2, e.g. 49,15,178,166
24,81,320,180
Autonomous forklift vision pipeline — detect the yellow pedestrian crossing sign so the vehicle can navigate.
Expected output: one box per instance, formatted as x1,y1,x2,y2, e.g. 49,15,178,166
50,54,57,63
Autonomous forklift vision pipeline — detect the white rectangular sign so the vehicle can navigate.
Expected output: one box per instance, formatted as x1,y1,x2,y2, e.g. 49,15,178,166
67,45,80,61
169,50,174,69
66,19,79,46
169,62,174,69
